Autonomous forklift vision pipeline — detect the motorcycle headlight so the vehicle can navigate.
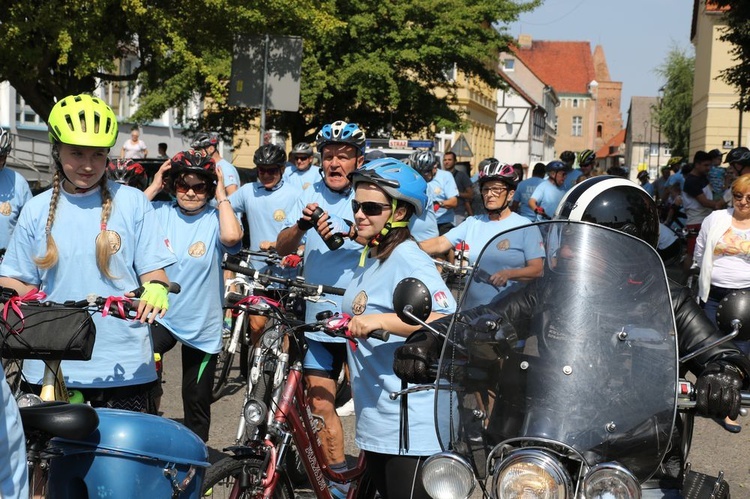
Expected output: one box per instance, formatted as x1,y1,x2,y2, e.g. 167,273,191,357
492,449,572,499
421,452,476,499
583,463,640,499
243,398,267,426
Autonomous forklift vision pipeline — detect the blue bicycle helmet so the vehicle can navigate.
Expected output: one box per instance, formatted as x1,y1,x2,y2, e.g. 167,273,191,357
316,121,366,153
350,158,428,216
547,160,571,173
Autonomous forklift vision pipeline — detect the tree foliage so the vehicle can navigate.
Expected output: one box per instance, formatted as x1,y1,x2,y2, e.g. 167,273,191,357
654,47,694,159
0,0,538,143
713,0,750,111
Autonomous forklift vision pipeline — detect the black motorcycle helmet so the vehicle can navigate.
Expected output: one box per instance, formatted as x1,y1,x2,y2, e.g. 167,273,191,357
554,176,660,248
253,143,287,167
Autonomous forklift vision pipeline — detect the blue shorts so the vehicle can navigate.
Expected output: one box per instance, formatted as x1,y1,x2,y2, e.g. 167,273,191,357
303,338,347,379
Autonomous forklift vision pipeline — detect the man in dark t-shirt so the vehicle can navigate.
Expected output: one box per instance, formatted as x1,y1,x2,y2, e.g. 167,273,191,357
443,151,474,224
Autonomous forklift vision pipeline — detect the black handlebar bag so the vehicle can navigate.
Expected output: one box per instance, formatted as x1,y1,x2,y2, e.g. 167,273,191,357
0,301,96,361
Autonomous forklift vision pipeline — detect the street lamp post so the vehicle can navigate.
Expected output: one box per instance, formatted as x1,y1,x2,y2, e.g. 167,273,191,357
657,87,664,168
643,120,649,168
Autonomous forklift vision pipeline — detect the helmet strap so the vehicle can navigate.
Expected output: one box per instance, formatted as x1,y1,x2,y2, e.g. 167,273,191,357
358,199,408,267
263,178,284,192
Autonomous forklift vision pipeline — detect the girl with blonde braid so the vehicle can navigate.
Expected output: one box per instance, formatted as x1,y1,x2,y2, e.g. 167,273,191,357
0,94,176,411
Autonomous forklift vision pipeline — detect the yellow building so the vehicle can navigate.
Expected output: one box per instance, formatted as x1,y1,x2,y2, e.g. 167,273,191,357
690,0,750,155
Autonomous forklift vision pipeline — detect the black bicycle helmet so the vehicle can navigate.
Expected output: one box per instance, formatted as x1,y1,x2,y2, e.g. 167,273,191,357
578,149,596,167
560,150,576,165
167,151,218,197
726,147,750,165
253,144,287,167
107,159,148,191
411,151,439,174
554,175,659,248
191,132,220,150
0,129,11,156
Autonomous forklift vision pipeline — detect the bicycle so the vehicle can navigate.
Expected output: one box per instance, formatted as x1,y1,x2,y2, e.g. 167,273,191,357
202,260,389,498
1,286,209,498
213,249,304,402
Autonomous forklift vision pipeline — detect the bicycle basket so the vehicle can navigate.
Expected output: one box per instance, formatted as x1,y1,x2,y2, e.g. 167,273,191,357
0,304,96,360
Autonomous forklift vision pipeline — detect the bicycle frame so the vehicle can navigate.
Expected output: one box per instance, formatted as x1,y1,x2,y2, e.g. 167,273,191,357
259,363,368,499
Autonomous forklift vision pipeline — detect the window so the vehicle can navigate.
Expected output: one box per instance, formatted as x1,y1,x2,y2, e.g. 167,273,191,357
650,144,660,156
596,123,603,138
554,117,558,135
532,110,544,139
572,116,582,137
572,99,579,108
607,98,614,108
502,59,515,72
663,144,671,156
442,63,457,82
15,93,43,127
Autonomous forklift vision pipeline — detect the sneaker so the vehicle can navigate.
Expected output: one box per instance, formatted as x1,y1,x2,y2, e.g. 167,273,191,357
335,398,355,417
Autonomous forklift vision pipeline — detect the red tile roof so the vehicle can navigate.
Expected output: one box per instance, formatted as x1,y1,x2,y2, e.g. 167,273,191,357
514,41,596,95
596,129,626,158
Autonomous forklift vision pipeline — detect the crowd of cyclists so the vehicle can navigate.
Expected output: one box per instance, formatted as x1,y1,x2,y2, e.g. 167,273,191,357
1,93,750,498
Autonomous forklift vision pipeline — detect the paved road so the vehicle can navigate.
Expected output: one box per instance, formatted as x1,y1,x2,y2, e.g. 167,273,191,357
160,350,750,496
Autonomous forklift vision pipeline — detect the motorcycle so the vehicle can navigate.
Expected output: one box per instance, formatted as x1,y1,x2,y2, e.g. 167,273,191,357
393,220,750,499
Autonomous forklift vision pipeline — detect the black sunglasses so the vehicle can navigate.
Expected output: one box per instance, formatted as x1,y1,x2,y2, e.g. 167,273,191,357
352,200,392,216
174,178,209,194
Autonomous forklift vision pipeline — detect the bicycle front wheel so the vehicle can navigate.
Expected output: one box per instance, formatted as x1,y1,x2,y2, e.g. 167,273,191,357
202,456,292,499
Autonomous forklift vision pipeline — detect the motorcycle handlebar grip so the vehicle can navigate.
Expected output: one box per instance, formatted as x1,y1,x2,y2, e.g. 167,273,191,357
368,329,390,342
223,261,254,276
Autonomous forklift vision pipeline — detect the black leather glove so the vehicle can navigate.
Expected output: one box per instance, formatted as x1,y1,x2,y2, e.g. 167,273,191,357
393,330,441,385
695,361,744,420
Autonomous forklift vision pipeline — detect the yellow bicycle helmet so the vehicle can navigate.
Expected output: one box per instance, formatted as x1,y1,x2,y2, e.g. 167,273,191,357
47,94,118,148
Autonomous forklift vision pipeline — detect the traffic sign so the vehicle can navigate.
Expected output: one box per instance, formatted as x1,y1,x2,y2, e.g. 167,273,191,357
450,134,473,158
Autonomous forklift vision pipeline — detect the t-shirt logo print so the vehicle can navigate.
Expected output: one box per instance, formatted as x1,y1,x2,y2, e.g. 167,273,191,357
95,230,122,254
351,290,368,315
0,202,11,217
188,241,207,258
273,209,287,222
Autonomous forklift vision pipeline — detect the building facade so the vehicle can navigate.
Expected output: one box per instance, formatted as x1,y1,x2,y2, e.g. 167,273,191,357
690,0,750,155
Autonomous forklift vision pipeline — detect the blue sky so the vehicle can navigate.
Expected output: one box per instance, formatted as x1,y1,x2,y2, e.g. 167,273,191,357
505,0,694,123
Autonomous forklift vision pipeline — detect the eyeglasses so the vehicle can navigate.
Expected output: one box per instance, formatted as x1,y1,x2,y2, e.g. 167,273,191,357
294,156,311,162
480,187,508,196
258,166,282,175
732,192,750,203
352,200,392,216
174,178,209,194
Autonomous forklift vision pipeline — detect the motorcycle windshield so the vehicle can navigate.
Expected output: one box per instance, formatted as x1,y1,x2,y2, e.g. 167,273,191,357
435,221,677,482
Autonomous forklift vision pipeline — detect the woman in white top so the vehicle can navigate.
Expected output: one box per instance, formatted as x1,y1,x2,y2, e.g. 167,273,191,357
120,127,149,159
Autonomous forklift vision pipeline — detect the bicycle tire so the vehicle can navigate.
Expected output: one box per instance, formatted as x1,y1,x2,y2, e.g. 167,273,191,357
201,456,293,499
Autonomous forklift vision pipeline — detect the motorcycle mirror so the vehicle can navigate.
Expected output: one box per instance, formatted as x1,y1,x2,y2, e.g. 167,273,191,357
716,290,750,341
393,278,433,326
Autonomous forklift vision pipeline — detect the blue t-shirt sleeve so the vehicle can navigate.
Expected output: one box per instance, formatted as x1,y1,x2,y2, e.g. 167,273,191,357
133,195,177,275
444,219,469,246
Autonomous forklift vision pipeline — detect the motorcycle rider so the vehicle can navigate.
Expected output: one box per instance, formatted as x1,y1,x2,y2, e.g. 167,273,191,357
394,176,750,490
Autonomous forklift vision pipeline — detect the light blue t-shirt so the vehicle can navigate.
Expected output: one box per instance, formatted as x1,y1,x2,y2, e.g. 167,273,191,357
1,182,176,387
217,158,240,189
563,169,583,190
0,168,32,250
342,240,456,455
512,177,544,221
284,180,361,342
283,164,321,192
666,171,684,190
445,214,544,307
153,202,240,353
530,180,567,220
0,369,26,498
230,180,301,278
409,189,439,241
429,169,459,225
642,181,655,198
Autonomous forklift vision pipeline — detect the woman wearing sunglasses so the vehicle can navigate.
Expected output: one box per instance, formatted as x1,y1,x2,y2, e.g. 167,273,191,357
339,158,456,499
694,173,750,433
144,150,243,440
419,159,544,306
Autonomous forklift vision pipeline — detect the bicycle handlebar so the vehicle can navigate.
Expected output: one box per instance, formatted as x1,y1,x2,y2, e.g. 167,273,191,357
223,261,345,296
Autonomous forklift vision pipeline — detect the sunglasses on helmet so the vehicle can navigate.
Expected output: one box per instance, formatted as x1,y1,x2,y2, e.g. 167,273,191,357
351,199,392,216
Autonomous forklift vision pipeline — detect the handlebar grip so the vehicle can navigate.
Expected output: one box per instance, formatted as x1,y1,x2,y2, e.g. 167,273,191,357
321,285,346,296
223,261,254,277
369,329,390,342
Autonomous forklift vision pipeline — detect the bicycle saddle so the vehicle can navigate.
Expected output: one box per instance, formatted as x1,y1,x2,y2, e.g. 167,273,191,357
20,401,99,440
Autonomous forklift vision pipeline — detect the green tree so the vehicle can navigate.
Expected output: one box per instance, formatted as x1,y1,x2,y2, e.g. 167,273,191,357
713,0,750,111
0,0,340,123
1,0,538,144
654,47,694,159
